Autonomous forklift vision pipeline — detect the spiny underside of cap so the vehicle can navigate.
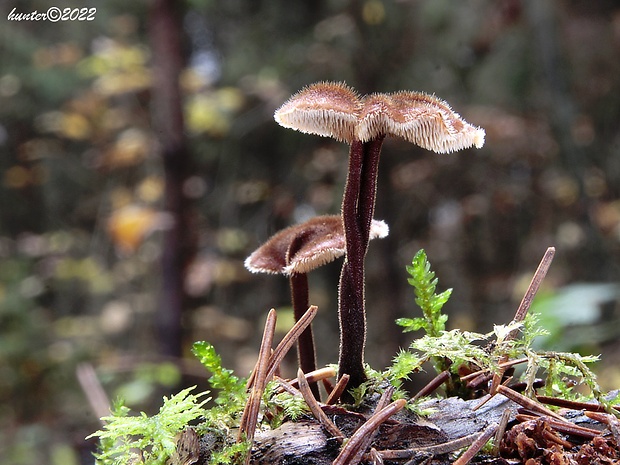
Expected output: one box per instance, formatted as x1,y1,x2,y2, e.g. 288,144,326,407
274,82,361,143
385,91,485,153
356,93,393,143
276,81,485,153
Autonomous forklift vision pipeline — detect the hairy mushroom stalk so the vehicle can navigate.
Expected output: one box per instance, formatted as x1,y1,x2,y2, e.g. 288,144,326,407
275,82,485,392
245,214,388,399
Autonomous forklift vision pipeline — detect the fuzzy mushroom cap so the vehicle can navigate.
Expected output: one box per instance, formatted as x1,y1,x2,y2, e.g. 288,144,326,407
276,81,485,153
383,91,485,153
357,91,485,153
274,82,362,143
244,215,389,276
356,93,393,143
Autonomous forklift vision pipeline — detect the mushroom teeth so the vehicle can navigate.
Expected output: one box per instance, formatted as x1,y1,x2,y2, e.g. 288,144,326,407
275,81,485,151
355,90,486,152
383,91,486,153
356,93,393,143
274,81,362,143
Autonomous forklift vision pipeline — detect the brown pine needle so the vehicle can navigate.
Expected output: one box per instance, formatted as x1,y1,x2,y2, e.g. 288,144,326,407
368,447,384,465
412,370,450,401
460,358,528,383
290,366,337,387
246,305,319,390
376,386,395,412
265,305,319,380
326,373,350,405
378,433,480,460
274,376,302,396
537,395,620,413
76,363,111,425
332,399,407,465
515,414,601,439
585,411,620,443
238,308,277,454
513,247,556,327
497,384,566,423
297,368,344,441
491,247,555,394
492,408,512,455
452,423,498,465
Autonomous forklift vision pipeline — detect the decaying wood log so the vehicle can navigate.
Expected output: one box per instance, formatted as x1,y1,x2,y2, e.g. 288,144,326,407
177,393,518,465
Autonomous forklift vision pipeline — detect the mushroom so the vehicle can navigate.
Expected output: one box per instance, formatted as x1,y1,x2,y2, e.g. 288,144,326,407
275,82,484,392
245,214,388,399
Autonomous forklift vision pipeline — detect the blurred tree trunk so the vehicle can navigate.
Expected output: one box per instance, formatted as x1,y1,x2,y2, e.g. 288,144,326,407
149,0,193,358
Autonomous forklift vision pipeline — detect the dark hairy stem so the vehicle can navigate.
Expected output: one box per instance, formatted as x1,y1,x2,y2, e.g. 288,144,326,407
290,272,320,399
338,137,385,393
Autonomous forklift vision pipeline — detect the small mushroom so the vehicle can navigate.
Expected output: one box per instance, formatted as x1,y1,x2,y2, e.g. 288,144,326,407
275,82,484,392
245,214,388,399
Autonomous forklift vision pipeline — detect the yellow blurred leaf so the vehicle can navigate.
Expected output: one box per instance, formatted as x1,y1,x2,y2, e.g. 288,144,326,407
107,204,159,253
109,187,133,210
94,70,151,96
593,201,620,235
180,68,208,93
103,128,150,169
60,112,91,140
137,176,164,203
362,0,385,25
33,42,83,68
3,165,32,189
185,87,244,136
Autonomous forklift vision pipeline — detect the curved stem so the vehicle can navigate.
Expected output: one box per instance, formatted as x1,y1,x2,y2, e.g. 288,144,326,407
358,137,385,249
337,137,385,394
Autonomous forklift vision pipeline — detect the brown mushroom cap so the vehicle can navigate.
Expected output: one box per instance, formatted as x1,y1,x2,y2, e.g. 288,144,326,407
356,91,485,152
244,215,388,276
355,93,393,143
274,82,361,143
381,91,485,153
276,82,485,153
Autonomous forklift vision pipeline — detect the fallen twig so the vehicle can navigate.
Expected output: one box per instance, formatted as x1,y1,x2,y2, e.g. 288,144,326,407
238,308,277,459
452,422,498,465
497,384,566,423
266,306,319,381
326,373,350,405
297,368,345,442
332,399,407,465
76,362,111,425
491,247,555,394
412,370,450,401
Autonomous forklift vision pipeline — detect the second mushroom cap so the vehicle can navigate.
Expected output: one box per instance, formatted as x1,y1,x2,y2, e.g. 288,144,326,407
245,215,389,276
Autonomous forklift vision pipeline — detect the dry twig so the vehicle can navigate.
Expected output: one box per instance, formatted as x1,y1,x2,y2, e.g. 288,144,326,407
497,384,566,423
326,373,350,405
490,247,555,394
332,399,407,465
297,368,345,441
238,308,277,455
412,370,450,401
452,422,498,465
266,305,319,381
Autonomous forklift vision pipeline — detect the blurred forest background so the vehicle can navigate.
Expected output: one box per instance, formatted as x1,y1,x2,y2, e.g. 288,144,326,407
1,0,620,463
